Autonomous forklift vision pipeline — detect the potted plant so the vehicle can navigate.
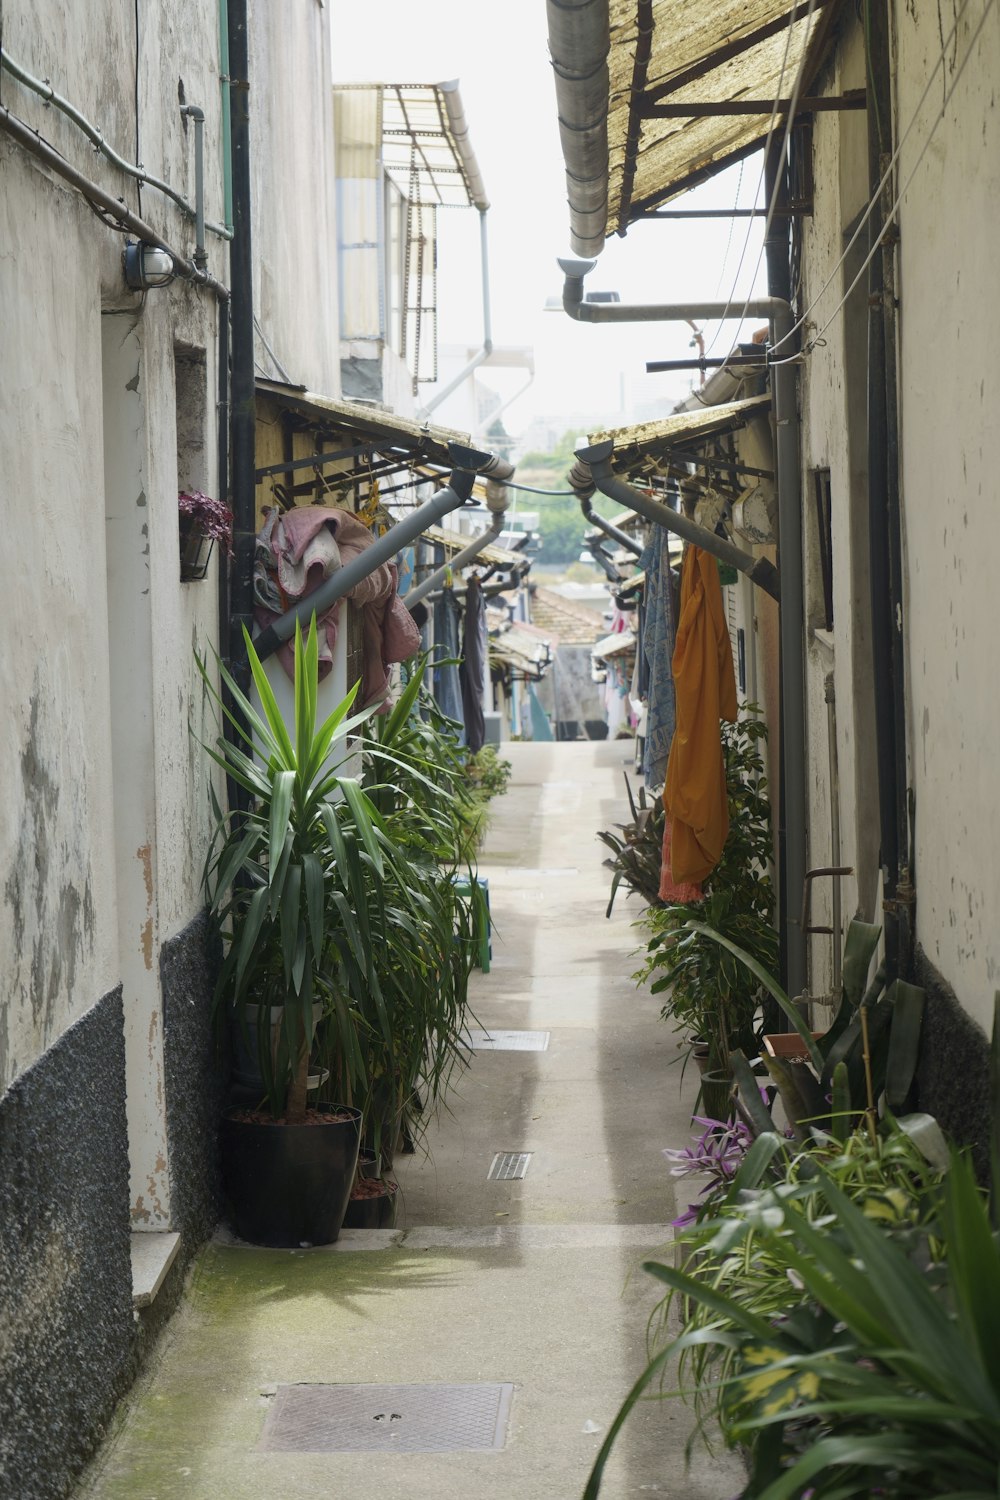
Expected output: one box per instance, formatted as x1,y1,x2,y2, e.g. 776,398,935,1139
178,489,234,581
635,711,777,1116
198,618,394,1246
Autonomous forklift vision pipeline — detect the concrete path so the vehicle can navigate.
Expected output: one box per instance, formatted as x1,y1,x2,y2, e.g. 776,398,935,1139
80,742,742,1500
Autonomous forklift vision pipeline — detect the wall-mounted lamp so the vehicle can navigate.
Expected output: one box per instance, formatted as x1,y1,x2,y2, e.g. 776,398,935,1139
124,242,175,290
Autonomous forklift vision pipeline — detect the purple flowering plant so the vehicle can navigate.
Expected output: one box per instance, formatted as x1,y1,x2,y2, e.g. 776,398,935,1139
179,490,234,557
664,1114,754,1229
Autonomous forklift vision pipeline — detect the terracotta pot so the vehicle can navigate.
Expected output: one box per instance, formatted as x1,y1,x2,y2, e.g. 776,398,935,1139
763,1031,825,1061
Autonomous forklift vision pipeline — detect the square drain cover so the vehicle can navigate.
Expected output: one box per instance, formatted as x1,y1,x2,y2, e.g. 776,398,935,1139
488,1151,532,1181
260,1382,513,1453
467,1028,550,1052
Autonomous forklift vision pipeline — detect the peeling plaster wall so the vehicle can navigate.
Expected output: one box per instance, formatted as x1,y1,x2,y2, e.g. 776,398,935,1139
250,0,341,395
2,0,227,1102
895,0,1000,1032
0,147,119,1092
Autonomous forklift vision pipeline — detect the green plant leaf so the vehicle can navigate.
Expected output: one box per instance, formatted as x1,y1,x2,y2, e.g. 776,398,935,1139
885,980,925,1109
895,1111,951,1170
302,852,325,961
830,1061,853,1141
683,922,823,1072
268,770,295,878
841,918,882,1009
243,626,295,767
729,1049,777,1136
340,778,385,877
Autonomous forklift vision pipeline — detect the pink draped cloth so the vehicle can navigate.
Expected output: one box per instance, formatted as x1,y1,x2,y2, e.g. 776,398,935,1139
254,506,421,708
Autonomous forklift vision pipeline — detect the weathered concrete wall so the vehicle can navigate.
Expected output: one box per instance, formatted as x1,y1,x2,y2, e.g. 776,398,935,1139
0,988,133,1500
0,147,118,1092
160,912,225,1244
895,0,1000,1032
250,0,341,395
796,14,881,999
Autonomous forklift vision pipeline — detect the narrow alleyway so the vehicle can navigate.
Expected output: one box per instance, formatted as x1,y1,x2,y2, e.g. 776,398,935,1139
80,743,743,1500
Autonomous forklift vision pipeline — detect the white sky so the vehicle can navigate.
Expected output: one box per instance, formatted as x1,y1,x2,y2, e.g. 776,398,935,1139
331,0,770,438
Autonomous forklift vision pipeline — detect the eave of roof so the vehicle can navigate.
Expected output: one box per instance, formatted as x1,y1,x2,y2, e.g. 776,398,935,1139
255,379,467,467
590,393,771,476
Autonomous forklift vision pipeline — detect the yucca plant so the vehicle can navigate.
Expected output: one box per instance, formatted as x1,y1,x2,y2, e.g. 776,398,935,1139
353,656,485,1160
199,618,414,1122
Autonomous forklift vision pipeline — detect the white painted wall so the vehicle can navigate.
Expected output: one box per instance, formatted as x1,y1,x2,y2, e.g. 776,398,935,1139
796,15,881,999
0,149,118,1091
250,0,341,396
1,1,225,1232
894,0,1000,1027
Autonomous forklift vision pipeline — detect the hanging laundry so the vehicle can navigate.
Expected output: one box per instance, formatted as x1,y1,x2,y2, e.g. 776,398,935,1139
658,816,703,904
253,505,421,708
460,574,487,753
663,545,737,886
639,525,678,790
432,584,465,739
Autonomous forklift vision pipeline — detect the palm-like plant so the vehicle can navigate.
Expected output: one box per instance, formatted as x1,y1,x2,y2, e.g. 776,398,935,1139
199,619,411,1122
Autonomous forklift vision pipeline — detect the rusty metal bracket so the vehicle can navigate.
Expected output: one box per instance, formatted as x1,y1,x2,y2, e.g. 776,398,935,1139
801,865,854,935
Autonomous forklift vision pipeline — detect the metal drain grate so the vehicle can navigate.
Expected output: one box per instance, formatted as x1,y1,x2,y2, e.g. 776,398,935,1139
259,1382,514,1453
467,1028,550,1052
488,1151,532,1181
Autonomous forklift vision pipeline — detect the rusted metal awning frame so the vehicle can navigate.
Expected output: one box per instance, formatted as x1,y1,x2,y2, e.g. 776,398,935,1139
614,0,851,232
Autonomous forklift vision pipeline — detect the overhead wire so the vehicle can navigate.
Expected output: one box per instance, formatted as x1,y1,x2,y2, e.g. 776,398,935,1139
768,0,995,366
702,0,808,355
706,0,820,356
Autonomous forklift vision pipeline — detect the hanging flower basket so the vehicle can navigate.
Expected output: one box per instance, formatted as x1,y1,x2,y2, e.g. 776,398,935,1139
178,490,234,582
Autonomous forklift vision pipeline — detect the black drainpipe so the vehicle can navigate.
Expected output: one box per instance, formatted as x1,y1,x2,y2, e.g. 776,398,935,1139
866,0,911,980
226,0,255,701
763,136,793,997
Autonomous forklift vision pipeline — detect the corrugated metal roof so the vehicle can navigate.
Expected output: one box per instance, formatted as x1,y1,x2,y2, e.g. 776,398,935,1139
549,0,840,249
421,524,525,570
255,380,467,466
607,0,833,230
590,393,770,472
528,586,606,645
334,83,488,210
591,628,637,660
489,621,554,678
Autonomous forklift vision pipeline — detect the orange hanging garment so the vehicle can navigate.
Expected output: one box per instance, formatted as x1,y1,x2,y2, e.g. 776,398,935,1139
663,546,738,885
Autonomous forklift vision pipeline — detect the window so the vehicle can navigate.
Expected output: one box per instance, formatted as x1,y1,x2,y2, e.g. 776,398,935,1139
813,468,834,631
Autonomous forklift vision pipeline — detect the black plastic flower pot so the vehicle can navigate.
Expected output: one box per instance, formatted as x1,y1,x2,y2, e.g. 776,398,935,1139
698,1070,736,1125
220,1102,361,1247
342,1182,398,1231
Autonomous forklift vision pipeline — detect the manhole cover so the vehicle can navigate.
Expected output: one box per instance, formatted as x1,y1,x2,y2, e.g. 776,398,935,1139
259,1382,514,1453
488,1151,532,1181
466,1029,550,1052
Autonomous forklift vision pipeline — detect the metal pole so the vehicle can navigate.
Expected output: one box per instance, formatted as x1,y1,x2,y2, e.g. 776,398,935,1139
253,446,489,662
577,444,781,600
227,0,255,696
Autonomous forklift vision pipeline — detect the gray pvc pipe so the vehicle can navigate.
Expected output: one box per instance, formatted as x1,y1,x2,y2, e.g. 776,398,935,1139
253,445,489,663
405,513,503,610
570,480,643,558
559,259,807,995
0,48,231,239
578,445,781,601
